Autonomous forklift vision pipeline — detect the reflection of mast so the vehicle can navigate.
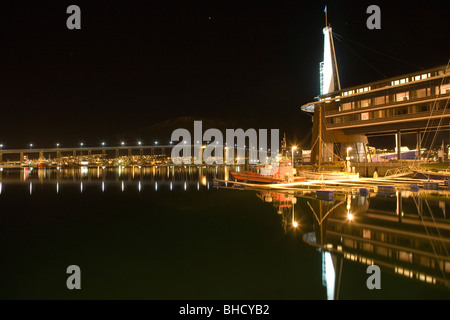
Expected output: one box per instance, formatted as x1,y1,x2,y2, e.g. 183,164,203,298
305,195,347,300
322,250,343,300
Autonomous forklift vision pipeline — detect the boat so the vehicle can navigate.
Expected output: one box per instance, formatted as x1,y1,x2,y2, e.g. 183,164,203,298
231,159,306,184
299,170,359,180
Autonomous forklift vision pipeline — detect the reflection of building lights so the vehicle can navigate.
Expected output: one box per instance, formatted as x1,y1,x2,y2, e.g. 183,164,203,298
347,213,354,221
293,221,298,228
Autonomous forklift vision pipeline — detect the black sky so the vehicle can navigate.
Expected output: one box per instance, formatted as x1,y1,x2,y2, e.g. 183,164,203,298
0,0,449,148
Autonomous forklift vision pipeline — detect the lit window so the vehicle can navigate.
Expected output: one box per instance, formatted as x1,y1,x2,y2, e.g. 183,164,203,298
415,75,421,81
441,83,450,94
360,99,370,107
396,92,409,101
361,112,369,120
421,74,428,79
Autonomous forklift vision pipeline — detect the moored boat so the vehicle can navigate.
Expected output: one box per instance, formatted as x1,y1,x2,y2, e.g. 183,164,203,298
231,159,305,184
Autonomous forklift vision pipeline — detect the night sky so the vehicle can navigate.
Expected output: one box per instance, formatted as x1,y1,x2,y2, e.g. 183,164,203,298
0,0,449,148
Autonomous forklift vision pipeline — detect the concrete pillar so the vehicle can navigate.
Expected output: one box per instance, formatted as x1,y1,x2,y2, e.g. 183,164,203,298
128,149,132,156
56,151,61,161
115,149,119,158
151,148,154,156
161,147,165,156
0,152,2,162
88,149,92,156
39,151,44,159
396,131,401,160
139,148,143,157
20,152,24,162
73,150,76,157
416,131,421,160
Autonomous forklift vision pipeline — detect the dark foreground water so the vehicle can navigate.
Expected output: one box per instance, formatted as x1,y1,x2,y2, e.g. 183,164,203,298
1,166,450,299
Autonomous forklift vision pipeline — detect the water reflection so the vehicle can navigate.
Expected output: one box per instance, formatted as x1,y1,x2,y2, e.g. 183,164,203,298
2,166,449,299
253,187,450,299
0,166,233,184
0,166,236,195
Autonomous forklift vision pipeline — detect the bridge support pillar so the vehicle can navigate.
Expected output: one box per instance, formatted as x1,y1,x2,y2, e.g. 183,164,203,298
161,147,165,156
102,149,106,156
139,148,143,157
39,151,44,159
20,152,24,163
0,152,2,162
151,148,155,156
128,149,132,156
396,130,401,160
56,151,61,162
88,149,92,156
115,149,119,158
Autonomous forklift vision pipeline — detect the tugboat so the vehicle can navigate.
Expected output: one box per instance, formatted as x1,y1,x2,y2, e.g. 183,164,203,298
230,136,305,184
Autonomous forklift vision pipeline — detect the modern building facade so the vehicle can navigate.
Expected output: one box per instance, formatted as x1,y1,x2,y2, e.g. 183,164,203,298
301,24,450,165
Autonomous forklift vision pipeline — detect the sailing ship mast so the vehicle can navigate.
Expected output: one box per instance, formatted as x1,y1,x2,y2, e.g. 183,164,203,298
317,5,341,171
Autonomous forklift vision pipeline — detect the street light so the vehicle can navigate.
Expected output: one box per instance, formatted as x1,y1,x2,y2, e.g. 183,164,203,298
0,143,3,150
56,143,60,149
138,141,142,146
154,141,158,145
121,141,125,146
29,143,33,149
101,142,105,147
291,146,297,166
80,142,84,148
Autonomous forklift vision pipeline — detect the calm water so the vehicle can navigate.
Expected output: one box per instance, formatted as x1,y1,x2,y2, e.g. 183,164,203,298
1,166,450,299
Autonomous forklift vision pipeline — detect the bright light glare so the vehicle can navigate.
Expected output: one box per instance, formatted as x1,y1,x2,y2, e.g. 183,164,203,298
347,213,354,221
293,221,299,228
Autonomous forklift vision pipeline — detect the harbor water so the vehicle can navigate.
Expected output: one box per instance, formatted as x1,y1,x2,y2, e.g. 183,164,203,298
0,166,449,299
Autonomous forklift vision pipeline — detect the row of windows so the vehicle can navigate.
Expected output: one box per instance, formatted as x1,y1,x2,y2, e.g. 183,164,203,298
338,84,450,112
335,71,443,99
330,101,447,125
391,73,432,86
